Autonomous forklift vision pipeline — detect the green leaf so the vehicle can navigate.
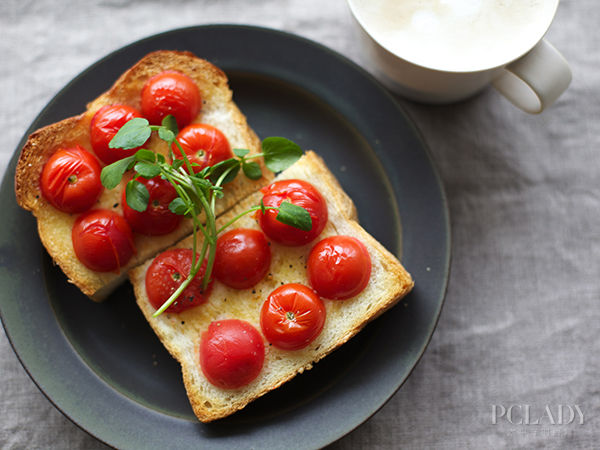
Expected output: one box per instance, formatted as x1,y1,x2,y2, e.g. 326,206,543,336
100,155,136,189
169,197,188,215
242,161,262,180
197,166,211,178
158,127,175,144
134,161,161,179
156,153,166,164
135,149,156,162
109,118,151,149
262,137,303,172
233,148,250,158
276,201,312,231
161,115,179,135
125,179,149,212
209,158,241,185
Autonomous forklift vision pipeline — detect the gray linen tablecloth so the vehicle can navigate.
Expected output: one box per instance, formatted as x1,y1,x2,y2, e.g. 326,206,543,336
1,0,598,448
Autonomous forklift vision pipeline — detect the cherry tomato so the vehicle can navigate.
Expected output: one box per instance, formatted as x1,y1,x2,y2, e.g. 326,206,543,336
141,70,201,127
72,209,135,272
258,179,328,246
90,104,146,164
172,123,232,173
307,235,372,300
200,319,265,389
40,145,103,214
260,283,326,350
122,176,182,236
213,228,271,289
145,248,212,314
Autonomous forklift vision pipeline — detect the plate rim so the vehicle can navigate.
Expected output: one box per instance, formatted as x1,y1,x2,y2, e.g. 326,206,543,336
0,24,451,449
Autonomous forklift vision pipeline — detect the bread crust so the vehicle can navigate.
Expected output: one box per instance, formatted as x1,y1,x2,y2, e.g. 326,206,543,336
130,151,414,422
15,51,270,300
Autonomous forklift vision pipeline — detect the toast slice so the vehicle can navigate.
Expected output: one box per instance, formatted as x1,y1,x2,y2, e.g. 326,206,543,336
129,151,414,422
14,51,270,300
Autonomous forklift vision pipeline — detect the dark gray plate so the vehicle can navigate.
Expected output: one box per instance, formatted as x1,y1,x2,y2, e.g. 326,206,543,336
0,25,450,449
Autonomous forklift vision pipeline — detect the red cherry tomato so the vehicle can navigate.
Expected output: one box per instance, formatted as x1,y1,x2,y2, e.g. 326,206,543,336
172,123,232,173
141,70,201,127
213,228,271,289
260,283,326,351
145,248,212,314
40,145,103,214
90,104,146,164
72,209,135,272
200,319,265,389
122,176,182,236
258,179,328,246
307,235,372,300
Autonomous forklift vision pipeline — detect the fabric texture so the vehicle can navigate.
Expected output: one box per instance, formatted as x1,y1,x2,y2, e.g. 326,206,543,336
1,0,598,448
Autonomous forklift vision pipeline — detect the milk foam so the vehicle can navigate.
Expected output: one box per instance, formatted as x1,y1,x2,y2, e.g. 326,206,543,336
349,0,558,72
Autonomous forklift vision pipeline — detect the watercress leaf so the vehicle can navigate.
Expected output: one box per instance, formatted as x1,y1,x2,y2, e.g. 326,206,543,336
109,117,151,149
156,153,166,164
242,161,262,180
161,115,179,135
209,158,241,185
158,127,175,144
198,166,211,178
100,155,136,189
168,197,188,215
126,179,149,212
134,148,156,163
233,148,250,158
134,161,161,179
262,137,303,172
276,201,312,231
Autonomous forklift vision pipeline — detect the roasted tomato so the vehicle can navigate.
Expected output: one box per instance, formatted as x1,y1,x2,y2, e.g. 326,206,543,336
258,179,328,246
172,123,232,173
141,70,201,127
145,248,212,314
71,209,135,272
90,104,146,164
200,319,265,389
307,235,371,300
260,283,326,350
122,176,182,236
40,145,103,214
213,228,271,289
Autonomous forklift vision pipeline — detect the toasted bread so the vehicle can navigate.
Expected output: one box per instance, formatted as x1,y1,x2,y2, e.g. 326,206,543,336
129,151,414,422
15,51,270,300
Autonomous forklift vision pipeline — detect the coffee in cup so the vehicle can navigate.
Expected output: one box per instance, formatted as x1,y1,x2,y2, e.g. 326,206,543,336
347,0,571,113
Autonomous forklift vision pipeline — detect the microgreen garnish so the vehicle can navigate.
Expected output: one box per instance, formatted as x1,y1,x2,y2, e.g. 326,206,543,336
109,117,152,149
261,137,303,172
102,116,309,317
275,202,313,231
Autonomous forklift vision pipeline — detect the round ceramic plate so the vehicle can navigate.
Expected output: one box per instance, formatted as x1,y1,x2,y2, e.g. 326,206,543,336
0,25,450,449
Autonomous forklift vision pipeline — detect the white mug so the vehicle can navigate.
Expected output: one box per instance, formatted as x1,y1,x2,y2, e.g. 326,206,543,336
347,0,572,113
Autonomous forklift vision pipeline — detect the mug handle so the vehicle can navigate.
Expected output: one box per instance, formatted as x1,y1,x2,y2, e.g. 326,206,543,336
492,39,572,114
